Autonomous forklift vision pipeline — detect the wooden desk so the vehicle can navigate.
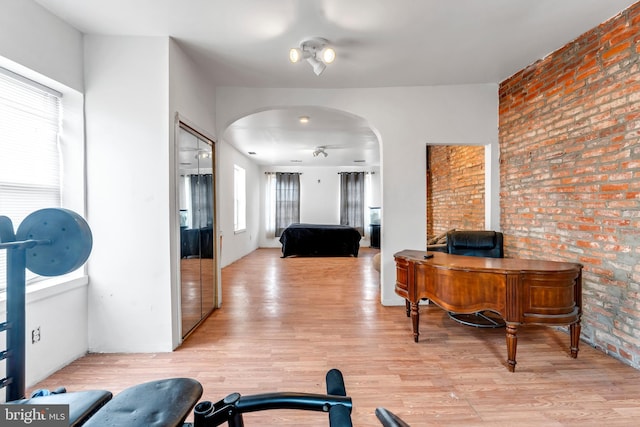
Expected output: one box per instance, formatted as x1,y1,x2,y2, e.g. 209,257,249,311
394,250,582,372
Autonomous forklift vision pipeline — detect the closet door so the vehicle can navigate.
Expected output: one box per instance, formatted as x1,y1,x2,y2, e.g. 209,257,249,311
178,124,216,338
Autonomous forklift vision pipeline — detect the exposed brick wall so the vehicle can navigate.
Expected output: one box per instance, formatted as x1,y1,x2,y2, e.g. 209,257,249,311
427,145,485,239
499,2,640,368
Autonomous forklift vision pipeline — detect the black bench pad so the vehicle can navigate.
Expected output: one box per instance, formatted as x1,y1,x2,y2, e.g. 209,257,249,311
7,389,113,427
83,378,203,427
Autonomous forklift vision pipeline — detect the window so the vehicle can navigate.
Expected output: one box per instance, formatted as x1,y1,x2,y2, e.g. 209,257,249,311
274,172,300,237
233,165,246,232
264,172,301,238
339,172,365,235
0,68,63,291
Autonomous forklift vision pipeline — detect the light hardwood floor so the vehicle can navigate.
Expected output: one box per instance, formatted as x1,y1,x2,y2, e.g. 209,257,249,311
32,248,640,426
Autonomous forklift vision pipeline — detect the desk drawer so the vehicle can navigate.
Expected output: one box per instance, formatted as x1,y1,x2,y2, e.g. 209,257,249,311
394,257,410,298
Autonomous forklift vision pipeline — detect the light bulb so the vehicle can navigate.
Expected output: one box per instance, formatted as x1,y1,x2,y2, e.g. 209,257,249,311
322,47,336,64
289,48,301,63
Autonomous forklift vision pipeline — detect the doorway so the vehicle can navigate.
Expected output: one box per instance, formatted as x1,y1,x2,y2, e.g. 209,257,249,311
426,144,485,239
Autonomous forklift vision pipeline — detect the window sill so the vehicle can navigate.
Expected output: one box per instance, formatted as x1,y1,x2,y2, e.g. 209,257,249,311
0,273,89,313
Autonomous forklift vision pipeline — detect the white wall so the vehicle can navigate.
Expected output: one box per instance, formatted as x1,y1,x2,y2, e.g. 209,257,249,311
84,35,173,352
85,36,221,352
0,0,89,391
0,0,84,92
217,141,261,267
23,279,88,389
299,168,341,224
168,38,219,346
216,86,498,305
2,7,224,361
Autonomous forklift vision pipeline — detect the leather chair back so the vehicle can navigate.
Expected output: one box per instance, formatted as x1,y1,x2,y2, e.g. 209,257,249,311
446,230,503,258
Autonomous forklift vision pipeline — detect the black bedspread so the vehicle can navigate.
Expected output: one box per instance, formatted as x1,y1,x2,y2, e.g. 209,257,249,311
279,223,361,257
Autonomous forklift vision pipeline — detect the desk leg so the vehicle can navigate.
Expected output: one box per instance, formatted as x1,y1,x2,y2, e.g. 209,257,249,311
506,324,518,372
410,301,420,343
570,321,581,358
405,299,410,317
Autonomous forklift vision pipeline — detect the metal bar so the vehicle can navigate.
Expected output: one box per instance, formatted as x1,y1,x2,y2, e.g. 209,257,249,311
0,239,49,250
264,172,303,175
6,246,27,400
236,392,352,413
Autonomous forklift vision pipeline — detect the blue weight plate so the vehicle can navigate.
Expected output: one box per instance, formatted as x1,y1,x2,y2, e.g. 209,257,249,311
16,208,92,276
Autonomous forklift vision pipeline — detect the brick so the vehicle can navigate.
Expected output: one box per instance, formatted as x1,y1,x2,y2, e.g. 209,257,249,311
498,1,640,369
602,41,631,60
427,145,484,237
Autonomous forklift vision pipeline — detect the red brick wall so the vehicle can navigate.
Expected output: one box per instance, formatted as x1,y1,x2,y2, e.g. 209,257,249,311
427,145,485,238
499,3,640,368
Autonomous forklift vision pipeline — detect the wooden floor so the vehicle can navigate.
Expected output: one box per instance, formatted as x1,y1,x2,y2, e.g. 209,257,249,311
32,248,640,426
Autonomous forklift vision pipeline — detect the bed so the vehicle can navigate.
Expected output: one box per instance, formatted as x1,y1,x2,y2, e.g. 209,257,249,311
279,223,361,258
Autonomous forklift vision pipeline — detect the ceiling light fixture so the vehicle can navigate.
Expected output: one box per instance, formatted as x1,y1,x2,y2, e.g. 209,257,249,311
289,37,335,76
299,115,310,124
313,146,328,158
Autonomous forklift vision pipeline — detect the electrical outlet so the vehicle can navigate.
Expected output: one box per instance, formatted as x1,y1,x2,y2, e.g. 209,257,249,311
32,327,41,344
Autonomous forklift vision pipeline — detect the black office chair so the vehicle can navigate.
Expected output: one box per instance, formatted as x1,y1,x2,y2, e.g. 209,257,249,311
446,230,506,328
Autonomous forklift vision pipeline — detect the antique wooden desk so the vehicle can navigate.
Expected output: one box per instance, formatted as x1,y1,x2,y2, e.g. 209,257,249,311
394,250,583,372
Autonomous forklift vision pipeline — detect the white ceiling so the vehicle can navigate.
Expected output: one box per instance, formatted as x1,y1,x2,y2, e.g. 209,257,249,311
34,0,637,166
224,107,380,166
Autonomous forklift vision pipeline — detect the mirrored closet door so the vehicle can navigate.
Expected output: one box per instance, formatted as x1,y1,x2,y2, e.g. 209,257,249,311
178,122,216,338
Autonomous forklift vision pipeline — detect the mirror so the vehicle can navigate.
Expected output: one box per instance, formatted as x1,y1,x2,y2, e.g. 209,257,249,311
178,123,216,338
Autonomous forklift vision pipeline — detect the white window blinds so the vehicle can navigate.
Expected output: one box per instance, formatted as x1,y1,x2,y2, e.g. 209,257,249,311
0,67,62,291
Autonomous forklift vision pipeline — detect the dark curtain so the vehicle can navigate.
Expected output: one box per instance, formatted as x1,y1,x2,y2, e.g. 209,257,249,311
275,172,300,237
190,174,213,227
340,172,365,235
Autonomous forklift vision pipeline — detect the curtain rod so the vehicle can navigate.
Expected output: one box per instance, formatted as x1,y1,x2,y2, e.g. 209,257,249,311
263,171,374,175
264,172,302,175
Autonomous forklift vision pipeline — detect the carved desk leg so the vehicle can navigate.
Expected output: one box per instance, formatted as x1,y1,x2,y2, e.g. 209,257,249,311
506,323,518,372
411,301,420,343
570,321,581,358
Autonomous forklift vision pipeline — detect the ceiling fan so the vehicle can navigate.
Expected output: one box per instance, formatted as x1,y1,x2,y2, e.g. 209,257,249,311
312,146,328,157
312,143,370,159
